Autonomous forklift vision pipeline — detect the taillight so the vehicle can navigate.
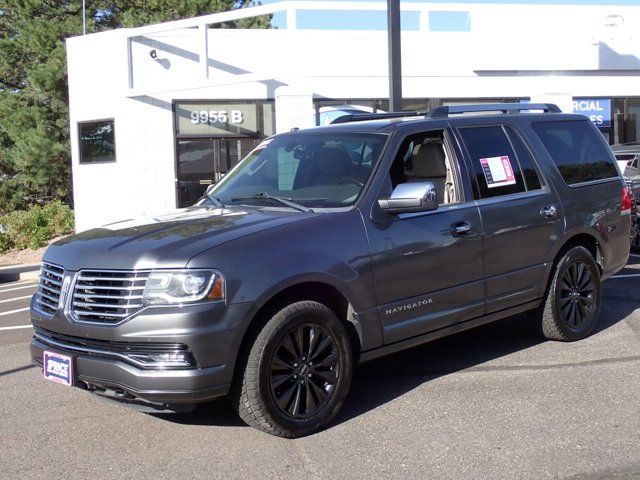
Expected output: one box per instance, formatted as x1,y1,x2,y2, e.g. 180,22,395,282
621,186,632,215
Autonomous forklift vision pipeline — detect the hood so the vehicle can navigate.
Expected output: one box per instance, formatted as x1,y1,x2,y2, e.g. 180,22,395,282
44,206,314,271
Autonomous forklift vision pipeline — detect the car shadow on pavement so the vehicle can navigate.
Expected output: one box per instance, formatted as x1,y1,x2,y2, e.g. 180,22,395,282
0,364,35,378
334,312,545,428
155,281,637,432
152,399,246,428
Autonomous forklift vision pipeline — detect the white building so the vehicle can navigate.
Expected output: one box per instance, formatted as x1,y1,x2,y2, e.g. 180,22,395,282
66,0,640,231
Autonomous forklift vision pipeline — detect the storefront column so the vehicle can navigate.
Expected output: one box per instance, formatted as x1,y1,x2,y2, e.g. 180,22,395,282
274,86,315,133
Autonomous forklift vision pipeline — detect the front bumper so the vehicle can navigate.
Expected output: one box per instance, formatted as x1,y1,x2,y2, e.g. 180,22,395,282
30,300,254,407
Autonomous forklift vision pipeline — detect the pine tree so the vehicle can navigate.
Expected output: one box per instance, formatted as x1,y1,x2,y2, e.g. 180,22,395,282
0,1,270,214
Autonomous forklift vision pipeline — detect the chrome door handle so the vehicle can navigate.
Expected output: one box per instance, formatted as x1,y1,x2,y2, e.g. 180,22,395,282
451,221,472,237
540,205,558,218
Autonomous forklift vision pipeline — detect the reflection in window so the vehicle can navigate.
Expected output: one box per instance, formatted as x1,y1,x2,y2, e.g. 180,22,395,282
79,120,115,164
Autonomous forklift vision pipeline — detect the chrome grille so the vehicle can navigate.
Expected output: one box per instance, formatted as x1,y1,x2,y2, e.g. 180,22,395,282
71,270,150,324
35,262,65,316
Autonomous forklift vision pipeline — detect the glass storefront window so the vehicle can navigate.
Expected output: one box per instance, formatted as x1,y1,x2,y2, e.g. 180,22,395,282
79,120,116,164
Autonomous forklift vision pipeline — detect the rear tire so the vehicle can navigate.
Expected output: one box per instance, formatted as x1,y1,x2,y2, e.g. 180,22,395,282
231,301,353,438
537,246,602,341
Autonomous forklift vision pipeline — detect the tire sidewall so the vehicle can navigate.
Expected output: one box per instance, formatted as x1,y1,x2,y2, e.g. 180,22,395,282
256,302,353,437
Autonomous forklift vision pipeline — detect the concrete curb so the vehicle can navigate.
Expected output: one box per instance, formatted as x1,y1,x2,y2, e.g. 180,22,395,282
0,263,41,284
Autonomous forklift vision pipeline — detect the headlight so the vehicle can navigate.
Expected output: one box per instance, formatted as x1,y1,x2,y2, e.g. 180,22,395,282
142,270,224,305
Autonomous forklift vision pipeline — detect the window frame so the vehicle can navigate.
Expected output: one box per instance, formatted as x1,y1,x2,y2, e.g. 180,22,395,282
384,128,470,220
78,118,116,165
503,125,547,191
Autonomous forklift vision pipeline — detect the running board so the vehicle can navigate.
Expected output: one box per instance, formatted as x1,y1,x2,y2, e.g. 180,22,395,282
359,299,540,363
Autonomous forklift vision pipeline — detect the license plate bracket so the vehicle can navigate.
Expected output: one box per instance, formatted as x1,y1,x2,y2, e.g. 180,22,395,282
43,351,75,387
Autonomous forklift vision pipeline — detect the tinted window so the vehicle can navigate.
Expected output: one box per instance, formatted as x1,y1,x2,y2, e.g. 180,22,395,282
79,120,115,164
459,126,525,199
533,120,618,185
504,127,542,190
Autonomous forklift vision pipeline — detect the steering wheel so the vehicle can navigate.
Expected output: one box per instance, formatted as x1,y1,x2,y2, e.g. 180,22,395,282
339,178,364,188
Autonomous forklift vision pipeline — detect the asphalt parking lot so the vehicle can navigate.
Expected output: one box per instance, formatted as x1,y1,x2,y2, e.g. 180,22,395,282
1,259,639,480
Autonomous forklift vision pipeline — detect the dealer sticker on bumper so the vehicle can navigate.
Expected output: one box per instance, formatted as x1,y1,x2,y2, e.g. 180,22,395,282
43,351,73,386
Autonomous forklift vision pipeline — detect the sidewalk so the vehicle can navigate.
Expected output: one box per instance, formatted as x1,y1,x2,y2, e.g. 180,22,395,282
0,263,40,284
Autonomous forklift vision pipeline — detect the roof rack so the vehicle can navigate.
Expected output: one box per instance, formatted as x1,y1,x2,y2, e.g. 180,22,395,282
427,103,561,118
329,111,425,124
328,103,562,125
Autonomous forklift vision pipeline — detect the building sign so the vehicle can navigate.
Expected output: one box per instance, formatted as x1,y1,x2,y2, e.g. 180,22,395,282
572,98,611,128
175,103,259,136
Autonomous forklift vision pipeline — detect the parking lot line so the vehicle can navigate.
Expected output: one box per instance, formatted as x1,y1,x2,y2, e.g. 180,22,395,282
630,253,640,258
0,295,32,304
0,284,38,294
0,307,30,317
0,279,37,287
609,273,640,279
0,324,32,331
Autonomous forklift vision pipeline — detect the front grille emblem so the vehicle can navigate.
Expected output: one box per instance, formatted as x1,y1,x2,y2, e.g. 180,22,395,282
58,275,72,310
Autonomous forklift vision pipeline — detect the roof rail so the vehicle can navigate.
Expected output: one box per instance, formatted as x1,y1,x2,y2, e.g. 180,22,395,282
330,111,425,124
428,103,562,118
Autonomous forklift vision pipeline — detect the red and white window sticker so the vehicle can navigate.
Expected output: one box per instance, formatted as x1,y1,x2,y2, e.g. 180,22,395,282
479,156,516,188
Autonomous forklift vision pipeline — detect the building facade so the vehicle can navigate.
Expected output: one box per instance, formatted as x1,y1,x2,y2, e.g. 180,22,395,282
66,1,640,231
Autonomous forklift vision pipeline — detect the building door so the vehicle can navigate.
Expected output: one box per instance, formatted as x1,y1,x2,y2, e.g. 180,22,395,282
176,138,259,207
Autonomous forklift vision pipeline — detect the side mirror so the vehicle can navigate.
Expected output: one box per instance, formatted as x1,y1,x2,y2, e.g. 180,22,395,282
378,182,438,215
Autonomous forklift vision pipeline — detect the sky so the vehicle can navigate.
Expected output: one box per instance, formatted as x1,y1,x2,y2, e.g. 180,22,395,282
258,0,640,30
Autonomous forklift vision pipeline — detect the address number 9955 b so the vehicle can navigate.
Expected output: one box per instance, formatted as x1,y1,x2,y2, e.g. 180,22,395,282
190,110,244,125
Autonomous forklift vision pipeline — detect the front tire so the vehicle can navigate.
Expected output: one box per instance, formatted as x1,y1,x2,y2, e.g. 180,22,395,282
538,246,602,341
232,301,353,438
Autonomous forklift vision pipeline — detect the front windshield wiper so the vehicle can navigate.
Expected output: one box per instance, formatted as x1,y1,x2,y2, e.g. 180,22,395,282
230,192,313,213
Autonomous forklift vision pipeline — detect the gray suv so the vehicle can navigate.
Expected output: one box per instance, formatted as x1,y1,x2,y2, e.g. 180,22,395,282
30,104,631,437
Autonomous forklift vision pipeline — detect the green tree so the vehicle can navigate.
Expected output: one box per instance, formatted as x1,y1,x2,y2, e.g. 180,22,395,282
0,1,270,215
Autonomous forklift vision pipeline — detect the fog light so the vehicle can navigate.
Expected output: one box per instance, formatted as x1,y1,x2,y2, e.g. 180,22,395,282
127,351,195,368
148,352,189,363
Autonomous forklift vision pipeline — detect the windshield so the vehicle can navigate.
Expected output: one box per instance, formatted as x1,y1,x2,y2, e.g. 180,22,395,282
201,132,388,209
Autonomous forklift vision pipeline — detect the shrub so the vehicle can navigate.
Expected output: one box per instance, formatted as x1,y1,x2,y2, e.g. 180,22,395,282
0,231,11,253
0,201,74,252
42,201,75,234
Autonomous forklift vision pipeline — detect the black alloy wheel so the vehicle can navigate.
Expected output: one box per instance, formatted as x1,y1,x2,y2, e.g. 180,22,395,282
539,246,602,341
232,301,353,438
558,260,596,329
269,323,340,419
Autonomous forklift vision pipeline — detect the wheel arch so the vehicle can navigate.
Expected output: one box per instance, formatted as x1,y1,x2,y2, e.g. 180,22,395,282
550,232,603,273
231,279,364,385
541,232,603,302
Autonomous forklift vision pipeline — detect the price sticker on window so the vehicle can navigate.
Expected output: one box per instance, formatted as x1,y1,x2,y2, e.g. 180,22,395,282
480,156,516,188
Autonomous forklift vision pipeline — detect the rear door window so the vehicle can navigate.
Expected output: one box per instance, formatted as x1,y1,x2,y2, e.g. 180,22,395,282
532,120,618,185
459,125,527,199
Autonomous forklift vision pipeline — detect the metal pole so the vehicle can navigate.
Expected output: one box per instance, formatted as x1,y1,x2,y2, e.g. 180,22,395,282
387,0,402,111
82,0,86,35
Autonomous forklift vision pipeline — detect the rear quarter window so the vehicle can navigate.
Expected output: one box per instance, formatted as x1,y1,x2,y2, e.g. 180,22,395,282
532,120,618,185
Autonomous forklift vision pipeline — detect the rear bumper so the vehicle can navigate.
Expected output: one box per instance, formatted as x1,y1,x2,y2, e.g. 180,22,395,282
29,300,255,407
